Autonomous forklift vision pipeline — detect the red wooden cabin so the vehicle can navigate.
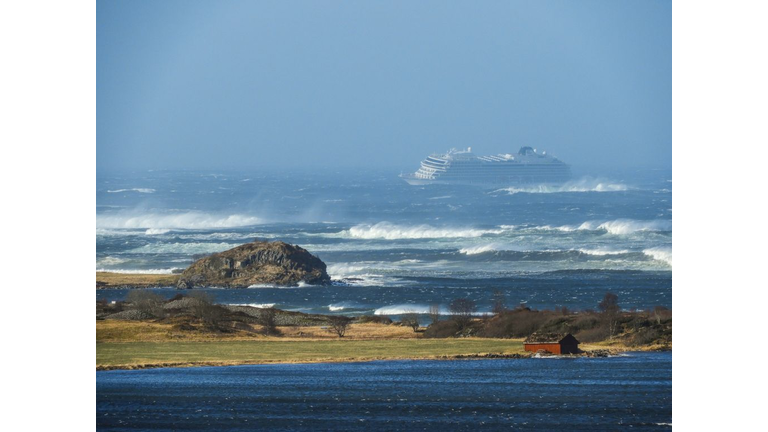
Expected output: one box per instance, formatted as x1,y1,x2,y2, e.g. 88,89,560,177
523,332,580,354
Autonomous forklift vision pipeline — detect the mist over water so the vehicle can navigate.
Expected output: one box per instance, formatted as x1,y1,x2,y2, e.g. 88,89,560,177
97,168,671,313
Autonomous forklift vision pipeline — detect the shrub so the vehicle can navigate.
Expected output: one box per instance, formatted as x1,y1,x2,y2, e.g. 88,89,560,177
187,291,225,329
355,315,392,325
576,326,611,343
401,313,420,332
449,298,477,330
428,304,441,325
259,307,280,336
328,316,352,337
423,320,461,338
126,290,165,318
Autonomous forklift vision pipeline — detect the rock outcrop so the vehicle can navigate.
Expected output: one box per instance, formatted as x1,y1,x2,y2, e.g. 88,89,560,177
176,241,330,288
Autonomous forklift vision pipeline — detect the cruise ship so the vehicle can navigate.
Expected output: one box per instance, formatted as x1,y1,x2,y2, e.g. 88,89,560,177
401,147,571,186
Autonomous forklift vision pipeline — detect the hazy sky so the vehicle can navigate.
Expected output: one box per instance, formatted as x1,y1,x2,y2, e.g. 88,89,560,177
97,0,671,172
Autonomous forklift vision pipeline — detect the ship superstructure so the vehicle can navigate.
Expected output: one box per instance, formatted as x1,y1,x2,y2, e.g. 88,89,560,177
401,147,571,186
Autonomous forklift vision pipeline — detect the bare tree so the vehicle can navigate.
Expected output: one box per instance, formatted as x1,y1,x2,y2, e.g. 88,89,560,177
259,307,279,335
598,292,620,338
401,312,420,332
188,291,224,329
449,298,477,330
328,316,352,338
491,290,507,315
126,290,165,318
428,304,441,325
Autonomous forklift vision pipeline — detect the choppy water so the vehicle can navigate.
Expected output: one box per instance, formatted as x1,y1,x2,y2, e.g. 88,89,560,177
96,352,672,431
96,168,671,312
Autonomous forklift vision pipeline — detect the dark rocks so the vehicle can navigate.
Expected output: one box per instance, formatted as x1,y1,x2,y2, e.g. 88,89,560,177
177,241,331,288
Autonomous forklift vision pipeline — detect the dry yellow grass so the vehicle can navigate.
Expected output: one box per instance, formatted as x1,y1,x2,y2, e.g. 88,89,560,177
96,320,528,369
97,338,527,370
97,321,420,342
96,272,179,288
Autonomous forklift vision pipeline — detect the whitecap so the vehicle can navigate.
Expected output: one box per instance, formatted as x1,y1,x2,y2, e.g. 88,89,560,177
494,177,629,195
96,211,263,230
459,244,501,255
106,188,156,194
341,222,511,240
228,303,276,309
643,246,672,266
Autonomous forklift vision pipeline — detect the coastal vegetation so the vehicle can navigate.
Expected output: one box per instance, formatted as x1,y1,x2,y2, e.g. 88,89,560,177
96,290,671,369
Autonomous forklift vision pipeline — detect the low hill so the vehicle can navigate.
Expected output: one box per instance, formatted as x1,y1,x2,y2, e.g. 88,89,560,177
176,240,330,288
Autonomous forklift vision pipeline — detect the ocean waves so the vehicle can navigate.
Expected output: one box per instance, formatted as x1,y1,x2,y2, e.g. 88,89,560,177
341,222,511,240
96,211,263,230
125,242,236,255
105,188,156,194
494,177,629,195
643,246,672,267
540,219,672,235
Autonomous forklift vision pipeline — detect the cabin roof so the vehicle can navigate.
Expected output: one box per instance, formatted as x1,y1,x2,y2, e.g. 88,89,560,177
524,332,578,344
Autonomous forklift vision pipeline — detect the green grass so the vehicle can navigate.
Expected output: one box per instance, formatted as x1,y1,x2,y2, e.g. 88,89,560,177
97,339,525,369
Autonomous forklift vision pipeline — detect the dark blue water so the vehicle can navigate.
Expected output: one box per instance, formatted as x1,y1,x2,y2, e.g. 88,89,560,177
96,352,672,431
96,168,671,314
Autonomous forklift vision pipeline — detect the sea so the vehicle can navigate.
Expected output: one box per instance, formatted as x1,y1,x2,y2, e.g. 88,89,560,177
97,352,672,431
96,167,672,429
96,167,672,315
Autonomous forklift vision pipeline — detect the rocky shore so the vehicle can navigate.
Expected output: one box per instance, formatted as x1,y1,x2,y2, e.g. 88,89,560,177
176,240,330,288
97,240,331,289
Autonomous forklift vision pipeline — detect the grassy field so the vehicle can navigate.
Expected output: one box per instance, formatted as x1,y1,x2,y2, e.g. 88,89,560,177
97,272,180,288
96,321,419,342
97,338,526,369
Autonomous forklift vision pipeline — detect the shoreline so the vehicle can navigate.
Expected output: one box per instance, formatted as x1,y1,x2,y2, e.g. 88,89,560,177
96,336,670,371
97,348,670,372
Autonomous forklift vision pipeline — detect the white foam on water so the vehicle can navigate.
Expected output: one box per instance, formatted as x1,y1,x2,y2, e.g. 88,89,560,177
576,248,631,256
126,242,235,255
494,177,629,195
342,222,511,240
535,219,672,235
106,188,156,194
228,303,276,308
585,219,671,235
643,246,672,266
96,256,128,266
96,211,263,230
374,304,490,316
459,244,502,255
145,228,171,235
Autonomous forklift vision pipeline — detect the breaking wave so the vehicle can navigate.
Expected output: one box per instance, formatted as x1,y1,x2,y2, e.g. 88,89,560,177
106,188,156,194
575,248,631,256
459,244,504,255
538,219,671,235
374,304,489,316
580,219,672,235
643,246,672,266
96,211,263,230
228,303,276,308
495,177,629,195
145,228,171,235
342,222,510,240
96,256,128,266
